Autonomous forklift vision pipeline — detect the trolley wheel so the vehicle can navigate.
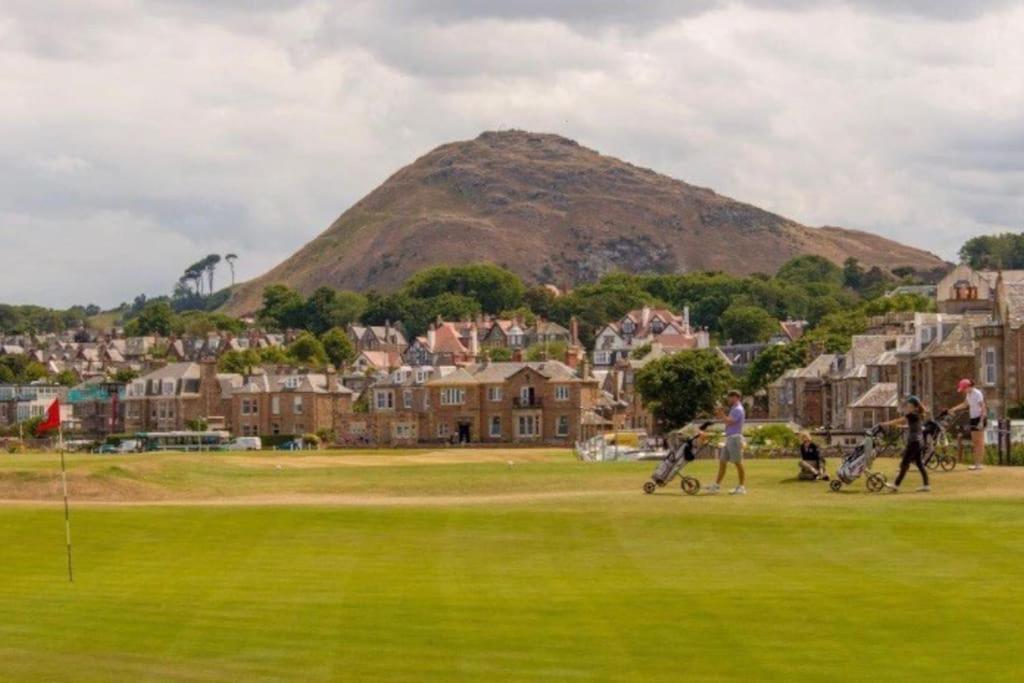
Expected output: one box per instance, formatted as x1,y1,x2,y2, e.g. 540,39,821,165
866,473,886,493
643,481,656,495
940,455,957,471
680,477,700,496
829,479,842,492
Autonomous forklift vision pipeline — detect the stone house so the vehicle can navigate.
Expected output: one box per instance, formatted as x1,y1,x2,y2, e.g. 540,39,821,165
592,305,709,367
359,360,599,446
846,382,899,430
767,354,836,427
346,323,408,355
123,360,236,433
227,368,353,438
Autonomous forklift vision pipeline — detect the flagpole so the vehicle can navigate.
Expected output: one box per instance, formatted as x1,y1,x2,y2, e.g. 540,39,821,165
59,425,73,583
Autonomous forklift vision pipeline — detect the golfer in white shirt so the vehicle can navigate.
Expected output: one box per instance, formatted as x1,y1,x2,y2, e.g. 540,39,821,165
949,378,987,471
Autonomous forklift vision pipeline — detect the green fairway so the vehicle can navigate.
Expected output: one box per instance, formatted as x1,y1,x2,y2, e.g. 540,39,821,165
1,451,1022,681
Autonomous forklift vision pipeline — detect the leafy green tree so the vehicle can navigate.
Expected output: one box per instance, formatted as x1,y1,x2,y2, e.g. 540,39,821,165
259,284,306,330
124,301,174,336
54,370,79,387
111,368,138,383
743,343,806,394
288,333,328,366
775,255,844,288
304,288,368,335
525,341,567,362
219,349,262,374
482,346,513,361
959,232,1024,269
258,346,290,365
321,327,356,368
720,305,778,344
802,309,869,353
402,264,525,314
635,349,734,430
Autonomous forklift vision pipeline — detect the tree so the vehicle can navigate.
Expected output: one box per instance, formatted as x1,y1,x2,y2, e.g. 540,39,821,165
259,284,306,330
321,327,356,368
743,343,806,394
203,254,221,295
225,253,238,287
402,264,525,314
635,349,734,430
525,340,567,362
54,369,79,387
720,305,778,344
959,232,1024,269
219,349,261,374
304,288,368,335
483,346,513,361
775,255,844,288
288,332,328,366
111,368,138,383
125,301,174,336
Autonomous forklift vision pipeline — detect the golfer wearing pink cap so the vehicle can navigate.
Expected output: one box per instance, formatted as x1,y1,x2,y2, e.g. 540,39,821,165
948,378,987,471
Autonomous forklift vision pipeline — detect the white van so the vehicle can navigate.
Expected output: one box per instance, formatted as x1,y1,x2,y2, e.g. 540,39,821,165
228,436,262,451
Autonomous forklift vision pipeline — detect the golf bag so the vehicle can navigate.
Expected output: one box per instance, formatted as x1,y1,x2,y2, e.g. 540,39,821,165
830,426,887,492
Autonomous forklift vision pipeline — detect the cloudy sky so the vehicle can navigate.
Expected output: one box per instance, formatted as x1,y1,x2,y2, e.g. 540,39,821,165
2,1,1022,308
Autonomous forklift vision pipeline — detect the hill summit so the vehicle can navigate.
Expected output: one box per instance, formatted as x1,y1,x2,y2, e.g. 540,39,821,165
226,130,946,313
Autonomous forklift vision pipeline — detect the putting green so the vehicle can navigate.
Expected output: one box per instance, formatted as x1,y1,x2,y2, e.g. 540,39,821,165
0,451,1021,681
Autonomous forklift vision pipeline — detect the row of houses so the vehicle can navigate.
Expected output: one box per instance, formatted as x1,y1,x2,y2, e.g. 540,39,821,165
768,265,1024,430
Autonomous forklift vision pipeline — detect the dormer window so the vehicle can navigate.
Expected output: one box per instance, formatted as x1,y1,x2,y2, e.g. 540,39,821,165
284,377,300,390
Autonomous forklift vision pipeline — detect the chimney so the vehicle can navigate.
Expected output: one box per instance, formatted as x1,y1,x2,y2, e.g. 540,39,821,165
384,319,392,343
427,324,437,351
683,306,690,331
641,304,651,327
325,364,337,394
570,316,580,346
512,348,524,363
469,325,480,357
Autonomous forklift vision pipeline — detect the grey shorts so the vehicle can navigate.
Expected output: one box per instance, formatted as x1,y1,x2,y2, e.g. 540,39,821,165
721,435,744,463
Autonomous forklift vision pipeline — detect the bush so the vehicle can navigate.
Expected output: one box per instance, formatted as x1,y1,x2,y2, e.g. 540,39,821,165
302,433,322,450
746,424,799,448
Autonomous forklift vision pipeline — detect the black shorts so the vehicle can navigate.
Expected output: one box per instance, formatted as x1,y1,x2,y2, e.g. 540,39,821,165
969,417,985,432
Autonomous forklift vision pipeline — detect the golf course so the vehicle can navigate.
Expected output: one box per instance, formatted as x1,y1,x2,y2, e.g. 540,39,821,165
1,449,1022,682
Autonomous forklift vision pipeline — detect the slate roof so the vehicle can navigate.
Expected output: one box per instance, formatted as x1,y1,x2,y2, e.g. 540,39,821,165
849,382,899,409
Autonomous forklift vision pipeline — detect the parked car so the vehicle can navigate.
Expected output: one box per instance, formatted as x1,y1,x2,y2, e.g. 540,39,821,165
227,436,262,451
278,439,304,451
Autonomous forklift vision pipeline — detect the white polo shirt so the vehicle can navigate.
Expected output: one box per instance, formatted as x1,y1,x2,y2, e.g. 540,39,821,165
966,387,985,419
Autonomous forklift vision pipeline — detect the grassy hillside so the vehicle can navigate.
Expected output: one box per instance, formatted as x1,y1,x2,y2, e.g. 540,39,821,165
1,453,1021,681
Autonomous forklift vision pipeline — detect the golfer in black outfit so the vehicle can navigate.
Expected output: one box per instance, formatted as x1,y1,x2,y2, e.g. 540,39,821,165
881,396,930,493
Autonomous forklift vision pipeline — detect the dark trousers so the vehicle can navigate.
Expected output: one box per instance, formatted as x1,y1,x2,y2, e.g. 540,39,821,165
895,440,929,487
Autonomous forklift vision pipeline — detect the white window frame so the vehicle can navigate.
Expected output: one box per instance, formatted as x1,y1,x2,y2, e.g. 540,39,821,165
984,348,998,386
490,415,501,437
487,386,503,402
375,390,394,410
271,396,280,415
441,388,465,406
403,389,413,409
517,414,539,437
554,385,570,402
294,395,303,414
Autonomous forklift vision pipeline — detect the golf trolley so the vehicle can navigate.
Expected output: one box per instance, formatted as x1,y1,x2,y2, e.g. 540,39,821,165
829,426,888,493
922,412,958,472
643,422,712,496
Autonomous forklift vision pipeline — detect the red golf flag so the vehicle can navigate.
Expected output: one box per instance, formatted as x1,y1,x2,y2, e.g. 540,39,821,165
37,399,61,436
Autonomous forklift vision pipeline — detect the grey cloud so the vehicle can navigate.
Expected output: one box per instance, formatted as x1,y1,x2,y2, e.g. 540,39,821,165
1,0,1023,307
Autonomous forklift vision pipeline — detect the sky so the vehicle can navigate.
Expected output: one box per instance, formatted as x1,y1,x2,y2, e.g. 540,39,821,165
1,0,1022,308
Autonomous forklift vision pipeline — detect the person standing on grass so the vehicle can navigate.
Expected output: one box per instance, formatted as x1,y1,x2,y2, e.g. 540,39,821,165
707,390,746,495
947,378,987,471
882,396,930,493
